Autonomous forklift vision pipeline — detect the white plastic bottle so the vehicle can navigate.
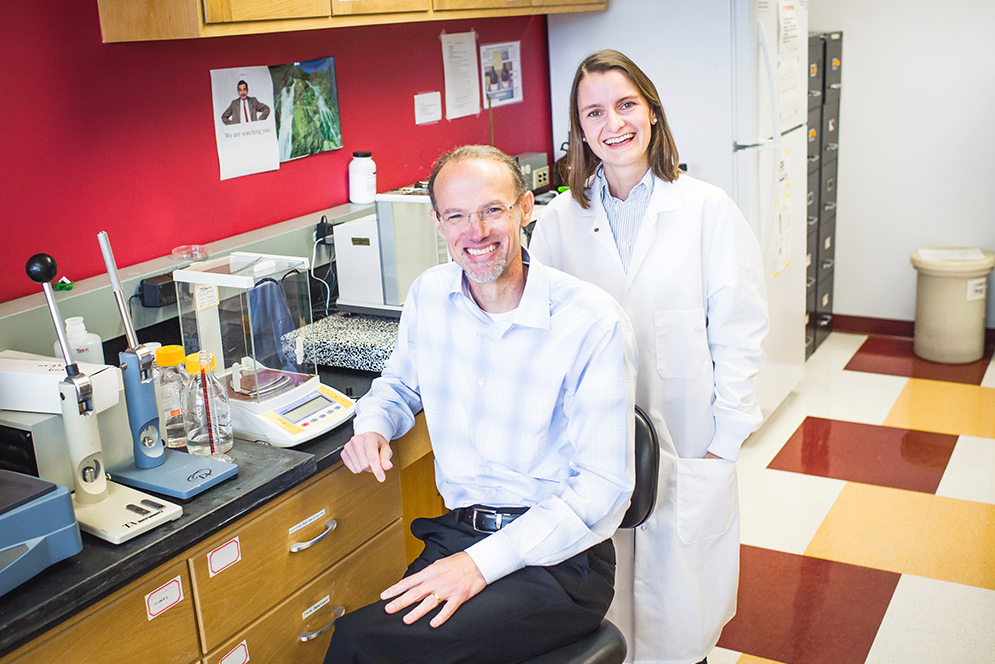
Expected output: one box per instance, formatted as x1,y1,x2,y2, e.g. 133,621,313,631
53,316,105,365
184,351,233,463
348,151,377,205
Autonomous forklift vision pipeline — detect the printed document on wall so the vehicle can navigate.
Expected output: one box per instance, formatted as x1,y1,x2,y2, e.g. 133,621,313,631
480,41,523,108
211,66,279,180
778,0,801,54
441,32,480,120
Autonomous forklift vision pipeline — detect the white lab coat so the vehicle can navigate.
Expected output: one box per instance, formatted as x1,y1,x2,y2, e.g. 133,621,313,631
530,172,768,664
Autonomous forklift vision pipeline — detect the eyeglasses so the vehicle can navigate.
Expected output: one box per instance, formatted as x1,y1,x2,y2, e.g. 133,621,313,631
437,194,524,227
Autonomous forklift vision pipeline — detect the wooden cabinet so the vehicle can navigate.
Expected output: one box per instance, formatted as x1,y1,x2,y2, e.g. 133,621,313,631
204,0,330,23
3,561,200,664
204,521,405,664
331,0,430,16
434,0,531,10
95,0,607,42
188,463,403,652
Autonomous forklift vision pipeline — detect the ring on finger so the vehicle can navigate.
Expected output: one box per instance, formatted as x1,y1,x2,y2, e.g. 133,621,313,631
431,592,443,605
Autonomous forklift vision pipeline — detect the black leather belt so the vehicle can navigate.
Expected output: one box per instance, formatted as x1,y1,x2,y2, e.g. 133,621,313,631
456,506,529,533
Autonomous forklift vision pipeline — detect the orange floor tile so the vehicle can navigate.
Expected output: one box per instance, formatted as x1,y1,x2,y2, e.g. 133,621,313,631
884,378,995,438
804,483,934,574
905,495,995,590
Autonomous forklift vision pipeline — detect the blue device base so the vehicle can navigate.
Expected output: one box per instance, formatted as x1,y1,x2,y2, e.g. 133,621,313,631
1,478,82,598
108,449,237,500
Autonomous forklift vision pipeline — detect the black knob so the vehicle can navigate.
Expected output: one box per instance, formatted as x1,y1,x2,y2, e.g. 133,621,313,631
26,253,58,284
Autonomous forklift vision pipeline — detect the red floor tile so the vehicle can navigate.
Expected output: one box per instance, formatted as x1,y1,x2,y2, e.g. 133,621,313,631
844,335,993,385
768,417,958,494
718,546,900,664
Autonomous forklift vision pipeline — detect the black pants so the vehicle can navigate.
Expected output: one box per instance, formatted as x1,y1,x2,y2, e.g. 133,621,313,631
324,511,616,664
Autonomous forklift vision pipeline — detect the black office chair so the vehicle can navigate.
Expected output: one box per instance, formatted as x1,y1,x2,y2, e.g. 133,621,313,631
520,405,660,664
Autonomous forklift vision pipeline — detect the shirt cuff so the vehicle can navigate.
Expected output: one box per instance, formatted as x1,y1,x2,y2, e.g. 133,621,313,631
706,418,755,462
352,413,396,443
463,529,522,585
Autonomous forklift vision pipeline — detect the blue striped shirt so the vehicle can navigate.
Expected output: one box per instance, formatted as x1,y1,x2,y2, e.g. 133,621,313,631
599,167,655,273
354,251,636,584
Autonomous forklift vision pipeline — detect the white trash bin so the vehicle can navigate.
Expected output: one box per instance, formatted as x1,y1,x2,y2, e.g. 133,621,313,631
910,247,995,363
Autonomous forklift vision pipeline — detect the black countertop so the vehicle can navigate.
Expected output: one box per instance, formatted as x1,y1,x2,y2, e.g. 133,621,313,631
0,366,378,657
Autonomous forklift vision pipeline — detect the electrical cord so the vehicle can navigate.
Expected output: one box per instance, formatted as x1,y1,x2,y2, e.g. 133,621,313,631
310,239,333,319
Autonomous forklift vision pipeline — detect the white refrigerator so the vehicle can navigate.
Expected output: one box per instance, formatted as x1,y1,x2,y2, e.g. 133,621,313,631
548,0,808,417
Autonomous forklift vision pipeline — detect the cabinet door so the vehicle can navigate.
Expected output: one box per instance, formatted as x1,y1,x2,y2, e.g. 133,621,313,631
203,0,331,23
188,464,403,652
533,0,605,6
204,521,406,664
7,562,198,664
434,0,531,10
331,0,429,15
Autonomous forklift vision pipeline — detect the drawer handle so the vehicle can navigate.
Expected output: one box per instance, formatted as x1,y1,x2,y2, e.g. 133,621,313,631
290,519,337,553
806,277,817,288
822,259,835,270
807,155,820,163
824,201,837,211
826,142,839,151
299,605,346,642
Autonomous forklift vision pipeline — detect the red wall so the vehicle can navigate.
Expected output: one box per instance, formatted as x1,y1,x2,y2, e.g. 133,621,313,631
0,3,553,304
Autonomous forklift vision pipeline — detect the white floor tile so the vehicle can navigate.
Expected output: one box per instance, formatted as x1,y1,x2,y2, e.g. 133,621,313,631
936,435,995,505
805,331,867,375
706,646,743,664
864,574,995,663
738,468,845,555
793,369,907,425
982,355,995,389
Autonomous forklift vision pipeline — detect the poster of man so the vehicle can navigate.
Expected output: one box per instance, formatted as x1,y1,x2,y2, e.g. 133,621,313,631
220,79,271,125
210,66,279,180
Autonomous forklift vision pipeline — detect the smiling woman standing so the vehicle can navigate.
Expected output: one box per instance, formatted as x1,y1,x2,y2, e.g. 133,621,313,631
530,50,770,664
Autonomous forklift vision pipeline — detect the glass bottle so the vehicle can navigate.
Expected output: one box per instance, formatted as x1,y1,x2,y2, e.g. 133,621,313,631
155,345,188,449
183,350,233,462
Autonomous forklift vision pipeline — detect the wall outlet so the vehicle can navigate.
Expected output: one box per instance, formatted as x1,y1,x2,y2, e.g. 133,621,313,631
533,166,550,190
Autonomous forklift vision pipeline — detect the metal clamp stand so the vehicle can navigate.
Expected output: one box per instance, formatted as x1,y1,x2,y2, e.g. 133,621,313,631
96,232,237,499
26,253,181,544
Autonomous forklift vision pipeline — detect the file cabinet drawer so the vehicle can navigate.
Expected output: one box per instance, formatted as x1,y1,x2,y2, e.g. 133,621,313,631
189,464,403,652
6,562,198,664
807,105,822,171
204,520,406,664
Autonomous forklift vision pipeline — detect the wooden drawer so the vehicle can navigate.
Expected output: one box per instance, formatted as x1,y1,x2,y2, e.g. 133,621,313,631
5,561,198,664
188,464,403,652
204,520,406,664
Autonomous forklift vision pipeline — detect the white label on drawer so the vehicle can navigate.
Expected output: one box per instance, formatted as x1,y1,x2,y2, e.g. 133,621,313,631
145,575,184,621
303,594,331,621
289,508,327,536
208,536,242,578
220,640,250,664
967,277,987,301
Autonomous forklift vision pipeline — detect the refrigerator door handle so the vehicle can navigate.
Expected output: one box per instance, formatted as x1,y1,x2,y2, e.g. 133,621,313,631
757,20,781,259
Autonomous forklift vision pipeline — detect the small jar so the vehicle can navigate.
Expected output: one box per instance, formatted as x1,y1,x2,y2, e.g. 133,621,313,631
156,345,188,449
184,351,234,462
348,151,377,205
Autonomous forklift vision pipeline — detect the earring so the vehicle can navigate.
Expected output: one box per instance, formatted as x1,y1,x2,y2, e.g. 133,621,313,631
651,117,657,125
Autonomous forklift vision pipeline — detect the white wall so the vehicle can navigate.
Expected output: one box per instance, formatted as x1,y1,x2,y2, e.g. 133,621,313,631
809,0,995,327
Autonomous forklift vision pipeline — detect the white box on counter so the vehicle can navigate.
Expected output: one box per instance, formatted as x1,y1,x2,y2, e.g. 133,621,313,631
0,351,122,415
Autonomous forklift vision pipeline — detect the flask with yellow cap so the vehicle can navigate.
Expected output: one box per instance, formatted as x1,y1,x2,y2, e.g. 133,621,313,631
156,345,188,448
183,350,233,462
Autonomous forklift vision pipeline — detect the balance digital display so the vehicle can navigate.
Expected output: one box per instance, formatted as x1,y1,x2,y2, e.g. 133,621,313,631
233,380,355,448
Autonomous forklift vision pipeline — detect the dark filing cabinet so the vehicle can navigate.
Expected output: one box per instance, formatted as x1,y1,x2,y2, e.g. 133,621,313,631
806,30,843,358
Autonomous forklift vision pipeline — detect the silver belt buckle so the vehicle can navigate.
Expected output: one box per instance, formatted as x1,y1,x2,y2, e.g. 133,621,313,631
472,508,499,532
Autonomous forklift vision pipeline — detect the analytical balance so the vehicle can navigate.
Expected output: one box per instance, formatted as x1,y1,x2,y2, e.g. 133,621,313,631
172,253,355,447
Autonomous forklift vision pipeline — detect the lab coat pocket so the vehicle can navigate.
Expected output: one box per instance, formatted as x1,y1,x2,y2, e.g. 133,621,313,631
654,309,709,379
675,457,736,545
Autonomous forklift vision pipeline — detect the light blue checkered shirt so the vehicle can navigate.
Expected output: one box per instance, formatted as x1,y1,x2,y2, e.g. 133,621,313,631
599,167,654,273
354,252,635,585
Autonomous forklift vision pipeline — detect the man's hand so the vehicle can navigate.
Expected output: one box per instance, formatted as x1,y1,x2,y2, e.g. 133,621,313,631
704,451,723,459
381,552,487,628
341,432,393,482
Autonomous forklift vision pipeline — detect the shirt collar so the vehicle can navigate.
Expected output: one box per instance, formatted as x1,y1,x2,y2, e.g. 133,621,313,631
597,165,655,205
445,249,550,331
